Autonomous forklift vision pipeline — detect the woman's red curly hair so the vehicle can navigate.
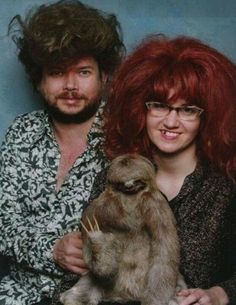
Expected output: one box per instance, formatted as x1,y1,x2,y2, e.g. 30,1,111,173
104,35,236,181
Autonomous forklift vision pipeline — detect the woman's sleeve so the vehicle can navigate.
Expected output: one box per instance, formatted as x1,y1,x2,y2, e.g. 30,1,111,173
217,193,236,304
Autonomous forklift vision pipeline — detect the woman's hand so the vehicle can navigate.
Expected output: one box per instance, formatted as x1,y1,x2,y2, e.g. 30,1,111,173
53,231,89,274
178,286,229,305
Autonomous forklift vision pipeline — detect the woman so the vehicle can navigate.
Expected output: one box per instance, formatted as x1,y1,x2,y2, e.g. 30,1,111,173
103,35,236,305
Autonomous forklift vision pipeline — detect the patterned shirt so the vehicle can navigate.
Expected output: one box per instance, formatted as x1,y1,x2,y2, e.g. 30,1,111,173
0,103,108,305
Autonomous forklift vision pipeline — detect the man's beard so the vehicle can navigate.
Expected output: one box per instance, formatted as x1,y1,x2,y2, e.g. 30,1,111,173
44,95,101,124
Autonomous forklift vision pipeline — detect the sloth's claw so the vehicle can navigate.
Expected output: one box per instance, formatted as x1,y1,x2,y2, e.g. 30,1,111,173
93,215,100,231
81,216,100,233
80,220,89,234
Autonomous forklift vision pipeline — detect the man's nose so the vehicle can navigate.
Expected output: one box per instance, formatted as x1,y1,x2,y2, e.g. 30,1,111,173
63,72,78,90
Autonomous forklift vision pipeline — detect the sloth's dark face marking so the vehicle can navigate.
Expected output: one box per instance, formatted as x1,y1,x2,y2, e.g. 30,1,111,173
109,179,146,194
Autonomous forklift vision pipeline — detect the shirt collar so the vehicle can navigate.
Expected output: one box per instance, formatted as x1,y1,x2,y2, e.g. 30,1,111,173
87,100,105,147
169,160,206,205
30,111,55,147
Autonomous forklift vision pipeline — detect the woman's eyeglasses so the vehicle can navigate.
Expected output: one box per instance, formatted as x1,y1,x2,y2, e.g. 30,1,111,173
145,101,204,121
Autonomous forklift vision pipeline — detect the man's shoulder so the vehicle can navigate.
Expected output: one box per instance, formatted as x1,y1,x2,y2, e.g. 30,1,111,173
3,110,47,145
11,110,46,126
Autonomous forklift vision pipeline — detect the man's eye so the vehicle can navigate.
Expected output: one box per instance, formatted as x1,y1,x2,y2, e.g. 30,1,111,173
79,70,91,76
48,71,63,76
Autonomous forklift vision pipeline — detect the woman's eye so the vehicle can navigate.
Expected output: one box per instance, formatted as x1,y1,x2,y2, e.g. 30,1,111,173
180,107,198,115
154,103,169,110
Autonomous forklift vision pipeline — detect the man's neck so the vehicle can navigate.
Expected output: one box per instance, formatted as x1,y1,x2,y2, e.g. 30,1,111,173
52,115,95,192
52,115,95,147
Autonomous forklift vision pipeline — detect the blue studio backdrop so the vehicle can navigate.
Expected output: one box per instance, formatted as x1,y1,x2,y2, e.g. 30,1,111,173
0,0,236,143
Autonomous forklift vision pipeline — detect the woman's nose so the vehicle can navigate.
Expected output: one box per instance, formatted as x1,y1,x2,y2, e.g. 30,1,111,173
163,109,180,128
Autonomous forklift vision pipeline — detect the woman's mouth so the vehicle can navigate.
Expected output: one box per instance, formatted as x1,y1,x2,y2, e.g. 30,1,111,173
160,130,180,140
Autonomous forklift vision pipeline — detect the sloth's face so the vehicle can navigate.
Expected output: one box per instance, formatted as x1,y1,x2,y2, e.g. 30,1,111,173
110,178,147,194
107,154,156,194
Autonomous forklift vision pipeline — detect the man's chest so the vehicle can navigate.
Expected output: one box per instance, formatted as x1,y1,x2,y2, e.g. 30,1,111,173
56,143,87,191
15,143,100,214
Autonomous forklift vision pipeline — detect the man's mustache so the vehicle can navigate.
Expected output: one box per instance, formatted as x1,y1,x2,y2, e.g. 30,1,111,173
56,92,87,100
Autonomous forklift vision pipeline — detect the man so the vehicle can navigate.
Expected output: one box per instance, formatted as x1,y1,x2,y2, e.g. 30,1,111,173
0,1,125,304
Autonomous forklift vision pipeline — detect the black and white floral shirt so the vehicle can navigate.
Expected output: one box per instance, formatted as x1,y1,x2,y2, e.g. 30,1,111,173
0,103,108,305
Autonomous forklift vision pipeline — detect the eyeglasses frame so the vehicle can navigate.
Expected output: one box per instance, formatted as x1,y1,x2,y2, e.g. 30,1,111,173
145,101,204,121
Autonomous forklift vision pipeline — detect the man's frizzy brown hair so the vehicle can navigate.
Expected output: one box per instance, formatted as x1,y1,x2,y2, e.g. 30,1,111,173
8,0,125,87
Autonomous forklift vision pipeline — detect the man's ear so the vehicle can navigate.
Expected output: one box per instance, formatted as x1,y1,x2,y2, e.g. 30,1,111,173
36,82,42,93
101,72,108,85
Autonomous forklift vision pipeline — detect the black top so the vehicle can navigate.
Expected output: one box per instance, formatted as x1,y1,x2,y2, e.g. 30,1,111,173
169,162,235,301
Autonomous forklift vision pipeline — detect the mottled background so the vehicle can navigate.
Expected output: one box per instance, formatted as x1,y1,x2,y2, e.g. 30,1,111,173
0,0,236,143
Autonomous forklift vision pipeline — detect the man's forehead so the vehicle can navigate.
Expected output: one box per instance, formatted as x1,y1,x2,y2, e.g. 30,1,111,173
45,56,99,71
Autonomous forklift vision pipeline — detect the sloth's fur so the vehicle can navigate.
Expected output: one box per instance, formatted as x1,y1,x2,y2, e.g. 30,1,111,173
60,154,186,305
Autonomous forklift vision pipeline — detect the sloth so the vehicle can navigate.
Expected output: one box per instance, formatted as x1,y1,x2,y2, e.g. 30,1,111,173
60,154,186,305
